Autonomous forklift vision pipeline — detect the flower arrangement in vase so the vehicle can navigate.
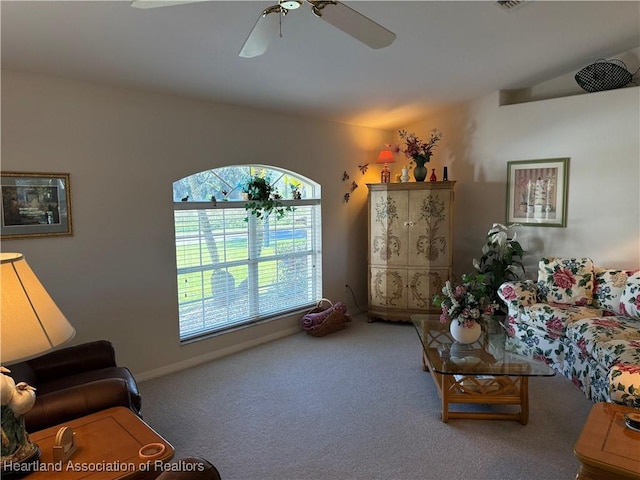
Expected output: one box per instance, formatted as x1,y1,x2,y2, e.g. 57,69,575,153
396,129,443,181
433,272,499,343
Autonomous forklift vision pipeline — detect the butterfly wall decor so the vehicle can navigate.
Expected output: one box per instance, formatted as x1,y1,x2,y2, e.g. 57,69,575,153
358,164,369,174
342,171,350,181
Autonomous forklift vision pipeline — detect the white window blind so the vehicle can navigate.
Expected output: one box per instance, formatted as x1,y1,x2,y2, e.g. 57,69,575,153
173,166,321,341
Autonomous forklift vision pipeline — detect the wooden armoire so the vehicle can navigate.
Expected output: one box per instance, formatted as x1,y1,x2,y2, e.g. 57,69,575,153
367,181,455,322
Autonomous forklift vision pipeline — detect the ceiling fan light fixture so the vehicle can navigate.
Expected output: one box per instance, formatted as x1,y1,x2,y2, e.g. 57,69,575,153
280,0,302,10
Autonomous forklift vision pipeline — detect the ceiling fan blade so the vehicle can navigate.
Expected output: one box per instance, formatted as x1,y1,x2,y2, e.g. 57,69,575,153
131,0,209,9
239,6,281,58
310,1,395,49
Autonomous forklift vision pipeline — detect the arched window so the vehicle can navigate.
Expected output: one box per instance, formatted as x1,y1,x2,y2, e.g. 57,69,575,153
173,165,322,341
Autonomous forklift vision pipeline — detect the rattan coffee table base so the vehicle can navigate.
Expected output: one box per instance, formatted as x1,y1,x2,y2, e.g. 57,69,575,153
422,352,530,424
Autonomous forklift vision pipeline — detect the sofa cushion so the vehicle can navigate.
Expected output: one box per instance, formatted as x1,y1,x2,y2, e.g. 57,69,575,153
594,339,640,369
620,271,640,319
517,303,602,337
593,268,635,315
566,316,640,360
537,257,594,306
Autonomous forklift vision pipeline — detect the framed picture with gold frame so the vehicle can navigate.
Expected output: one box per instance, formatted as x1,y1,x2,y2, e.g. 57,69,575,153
506,158,569,227
1,172,73,239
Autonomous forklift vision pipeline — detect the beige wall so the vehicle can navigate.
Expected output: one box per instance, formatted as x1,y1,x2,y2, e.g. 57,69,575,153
400,87,640,278
3,70,639,379
1,70,390,378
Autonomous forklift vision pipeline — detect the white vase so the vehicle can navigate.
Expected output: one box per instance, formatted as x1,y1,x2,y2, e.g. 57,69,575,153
449,319,482,344
400,168,410,183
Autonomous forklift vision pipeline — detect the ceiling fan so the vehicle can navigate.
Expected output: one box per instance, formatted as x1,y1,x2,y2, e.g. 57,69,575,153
131,0,396,58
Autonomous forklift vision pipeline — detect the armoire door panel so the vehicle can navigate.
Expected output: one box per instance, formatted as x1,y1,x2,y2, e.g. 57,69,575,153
407,268,451,310
408,189,452,267
369,267,407,308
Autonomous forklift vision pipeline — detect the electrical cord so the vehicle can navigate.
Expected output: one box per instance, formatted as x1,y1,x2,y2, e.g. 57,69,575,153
344,284,367,314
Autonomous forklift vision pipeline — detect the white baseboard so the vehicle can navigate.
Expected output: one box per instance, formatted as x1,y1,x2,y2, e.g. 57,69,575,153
135,325,301,382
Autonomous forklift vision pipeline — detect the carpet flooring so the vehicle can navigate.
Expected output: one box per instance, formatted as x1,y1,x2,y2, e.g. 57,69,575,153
139,315,594,480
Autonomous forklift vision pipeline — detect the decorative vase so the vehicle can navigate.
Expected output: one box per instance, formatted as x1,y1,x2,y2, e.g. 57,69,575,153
400,168,410,183
430,169,437,182
413,162,427,182
449,319,482,344
412,155,430,182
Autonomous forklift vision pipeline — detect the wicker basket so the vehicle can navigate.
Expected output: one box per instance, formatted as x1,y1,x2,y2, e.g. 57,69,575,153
302,298,351,337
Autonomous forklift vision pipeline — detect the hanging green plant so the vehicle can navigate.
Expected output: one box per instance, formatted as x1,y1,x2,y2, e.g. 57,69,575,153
242,175,293,221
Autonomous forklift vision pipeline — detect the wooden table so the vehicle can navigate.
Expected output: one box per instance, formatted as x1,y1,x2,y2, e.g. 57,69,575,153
574,402,640,480
27,407,174,480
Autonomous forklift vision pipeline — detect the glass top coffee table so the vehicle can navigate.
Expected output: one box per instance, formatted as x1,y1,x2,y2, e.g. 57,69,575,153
412,314,555,424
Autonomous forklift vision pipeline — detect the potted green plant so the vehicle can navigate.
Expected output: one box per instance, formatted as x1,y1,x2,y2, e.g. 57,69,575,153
242,176,270,201
242,175,293,221
472,223,525,313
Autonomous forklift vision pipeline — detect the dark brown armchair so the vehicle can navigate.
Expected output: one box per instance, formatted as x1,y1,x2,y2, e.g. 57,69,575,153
6,340,141,431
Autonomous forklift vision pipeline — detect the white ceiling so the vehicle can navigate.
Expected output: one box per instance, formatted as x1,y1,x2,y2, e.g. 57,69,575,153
2,1,639,129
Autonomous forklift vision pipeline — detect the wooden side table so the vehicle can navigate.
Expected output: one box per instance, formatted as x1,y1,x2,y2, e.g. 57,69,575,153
27,407,174,480
573,402,640,480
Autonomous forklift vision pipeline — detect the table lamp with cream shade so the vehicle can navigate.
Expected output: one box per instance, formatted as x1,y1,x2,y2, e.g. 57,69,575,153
377,150,395,183
1,252,76,474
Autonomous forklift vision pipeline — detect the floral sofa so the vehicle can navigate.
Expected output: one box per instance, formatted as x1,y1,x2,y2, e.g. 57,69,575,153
497,257,640,407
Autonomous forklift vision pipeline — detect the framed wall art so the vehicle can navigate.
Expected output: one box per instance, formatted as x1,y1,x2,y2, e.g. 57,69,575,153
506,158,569,227
1,172,73,239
